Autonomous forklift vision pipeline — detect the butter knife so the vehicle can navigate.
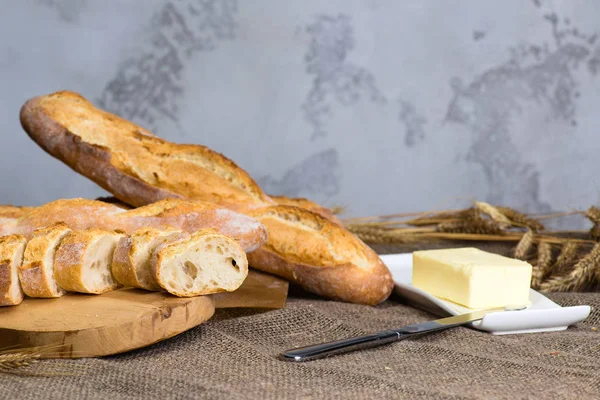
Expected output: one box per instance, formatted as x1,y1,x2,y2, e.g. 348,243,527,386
281,307,507,362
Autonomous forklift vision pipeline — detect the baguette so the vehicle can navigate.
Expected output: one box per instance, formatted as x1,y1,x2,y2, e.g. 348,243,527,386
18,222,72,298
0,198,267,252
112,227,189,290
54,229,125,294
153,229,248,297
246,206,393,305
20,91,275,209
0,235,27,306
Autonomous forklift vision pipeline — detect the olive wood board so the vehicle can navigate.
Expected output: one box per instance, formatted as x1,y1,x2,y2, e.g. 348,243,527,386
0,269,289,358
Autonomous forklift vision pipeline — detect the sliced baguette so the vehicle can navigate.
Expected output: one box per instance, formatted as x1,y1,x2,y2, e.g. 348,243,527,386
54,229,125,294
18,222,72,298
246,206,393,305
0,198,266,252
112,227,189,290
0,235,27,306
20,91,275,209
154,229,248,297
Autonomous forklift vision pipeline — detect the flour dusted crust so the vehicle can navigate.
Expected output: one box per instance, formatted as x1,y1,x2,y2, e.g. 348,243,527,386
246,206,393,305
18,222,72,298
0,198,267,252
112,227,189,290
54,229,125,294
20,91,275,209
154,229,248,297
0,234,27,306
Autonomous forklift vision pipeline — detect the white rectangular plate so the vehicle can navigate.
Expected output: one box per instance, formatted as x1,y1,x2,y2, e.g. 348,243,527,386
381,253,591,335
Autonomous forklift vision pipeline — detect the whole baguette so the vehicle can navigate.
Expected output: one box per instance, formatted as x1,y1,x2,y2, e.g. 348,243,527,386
0,198,267,252
20,91,274,209
246,206,393,305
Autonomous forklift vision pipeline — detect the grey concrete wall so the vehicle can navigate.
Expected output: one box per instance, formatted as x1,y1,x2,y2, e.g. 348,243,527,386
1,0,598,218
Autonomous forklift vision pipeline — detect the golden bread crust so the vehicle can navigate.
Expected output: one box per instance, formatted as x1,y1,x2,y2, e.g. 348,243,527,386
0,205,36,218
18,222,71,297
269,195,343,225
247,206,393,305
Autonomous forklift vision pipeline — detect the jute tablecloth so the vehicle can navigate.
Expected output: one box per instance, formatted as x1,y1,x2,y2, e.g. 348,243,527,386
2,244,599,399
2,291,598,399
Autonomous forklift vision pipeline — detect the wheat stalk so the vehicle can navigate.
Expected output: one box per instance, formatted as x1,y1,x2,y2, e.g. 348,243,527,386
496,206,545,232
555,241,580,270
539,241,580,287
540,242,600,292
0,351,41,370
531,242,553,289
346,225,424,244
475,201,512,228
585,206,600,224
514,229,535,260
437,217,503,235
330,205,345,215
0,344,80,376
590,223,600,240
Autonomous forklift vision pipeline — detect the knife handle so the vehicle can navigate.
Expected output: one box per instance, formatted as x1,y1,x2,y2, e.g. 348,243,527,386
280,330,402,362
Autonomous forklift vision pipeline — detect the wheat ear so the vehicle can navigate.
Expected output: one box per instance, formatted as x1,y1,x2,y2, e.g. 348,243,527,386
514,230,535,260
531,242,553,289
540,242,600,292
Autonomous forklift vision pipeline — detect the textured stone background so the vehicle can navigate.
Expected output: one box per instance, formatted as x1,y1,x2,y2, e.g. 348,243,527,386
1,0,599,220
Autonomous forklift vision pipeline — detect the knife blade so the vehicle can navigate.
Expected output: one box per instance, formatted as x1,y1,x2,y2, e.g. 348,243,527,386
281,307,507,362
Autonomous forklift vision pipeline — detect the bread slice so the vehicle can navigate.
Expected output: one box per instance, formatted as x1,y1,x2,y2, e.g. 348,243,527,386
154,229,248,297
0,198,267,252
20,91,275,209
0,235,27,306
18,222,72,298
246,206,394,305
54,229,125,294
112,227,189,290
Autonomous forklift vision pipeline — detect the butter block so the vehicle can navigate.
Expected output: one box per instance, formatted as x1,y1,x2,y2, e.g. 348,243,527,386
412,247,532,309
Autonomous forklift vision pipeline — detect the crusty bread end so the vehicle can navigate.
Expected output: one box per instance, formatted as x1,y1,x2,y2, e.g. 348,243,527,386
18,222,72,298
0,234,27,306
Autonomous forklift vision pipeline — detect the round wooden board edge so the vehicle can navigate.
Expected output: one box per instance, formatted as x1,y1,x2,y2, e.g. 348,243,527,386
0,295,215,359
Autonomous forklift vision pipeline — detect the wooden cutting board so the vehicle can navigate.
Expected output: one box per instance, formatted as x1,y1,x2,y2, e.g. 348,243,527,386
0,270,288,358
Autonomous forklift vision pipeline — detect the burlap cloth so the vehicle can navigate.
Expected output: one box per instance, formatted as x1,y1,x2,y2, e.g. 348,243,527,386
2,244,599,399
